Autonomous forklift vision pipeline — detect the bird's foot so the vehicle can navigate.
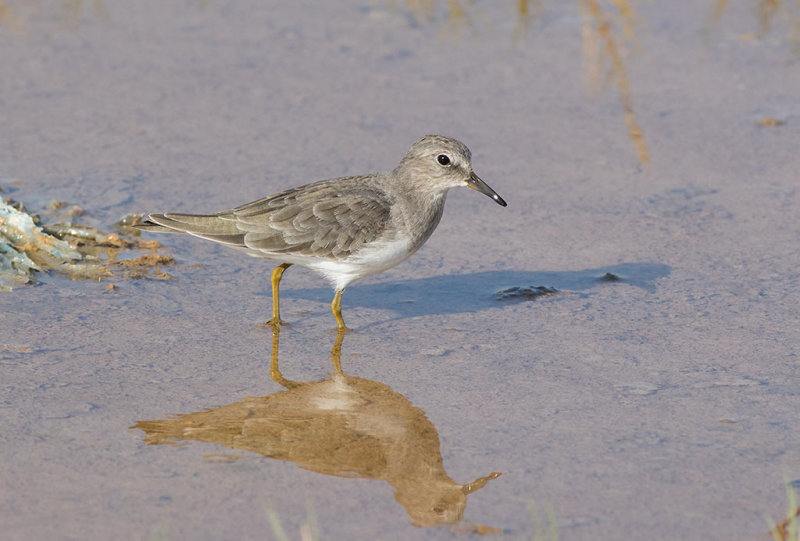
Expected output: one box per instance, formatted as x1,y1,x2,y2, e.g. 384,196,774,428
329,325,352,334
264,317,290,328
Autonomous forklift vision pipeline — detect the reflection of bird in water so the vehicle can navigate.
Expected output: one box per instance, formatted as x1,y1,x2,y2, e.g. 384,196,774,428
132,329,500,528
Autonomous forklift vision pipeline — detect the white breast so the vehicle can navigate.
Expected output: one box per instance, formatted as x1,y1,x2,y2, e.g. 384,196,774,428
306,237,413,291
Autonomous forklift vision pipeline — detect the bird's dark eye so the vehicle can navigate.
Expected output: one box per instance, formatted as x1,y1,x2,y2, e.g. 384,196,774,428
437,154,451,166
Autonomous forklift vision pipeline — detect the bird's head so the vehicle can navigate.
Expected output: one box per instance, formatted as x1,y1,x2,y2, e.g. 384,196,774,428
395,135,507,207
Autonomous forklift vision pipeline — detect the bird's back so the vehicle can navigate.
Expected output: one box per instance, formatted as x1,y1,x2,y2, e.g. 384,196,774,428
139,175,396,262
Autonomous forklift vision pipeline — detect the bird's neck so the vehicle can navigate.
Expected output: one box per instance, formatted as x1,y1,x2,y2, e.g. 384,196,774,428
399,189,448,251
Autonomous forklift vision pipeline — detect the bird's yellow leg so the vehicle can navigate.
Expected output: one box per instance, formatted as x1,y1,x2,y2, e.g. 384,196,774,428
266,263,292,327
331,288,350,331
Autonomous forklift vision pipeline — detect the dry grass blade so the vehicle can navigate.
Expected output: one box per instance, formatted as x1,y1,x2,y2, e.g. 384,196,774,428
444,0,473,37
710,0,800,55
518,0,543,20
772,508,800,540
711,0,731,23
513,0,543,43
759,0,781,34
609,0,640,42
581,0,650,165
768,482,800,541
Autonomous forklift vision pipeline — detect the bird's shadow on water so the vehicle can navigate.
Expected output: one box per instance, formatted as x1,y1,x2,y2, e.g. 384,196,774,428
285,262,671,324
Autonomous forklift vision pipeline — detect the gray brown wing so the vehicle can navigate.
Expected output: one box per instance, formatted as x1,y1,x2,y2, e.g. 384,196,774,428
232,177,393,259
139,176,393,260
138,212,248,247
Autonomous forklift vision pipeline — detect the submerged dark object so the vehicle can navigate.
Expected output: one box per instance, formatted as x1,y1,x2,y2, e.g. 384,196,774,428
495,285,559,301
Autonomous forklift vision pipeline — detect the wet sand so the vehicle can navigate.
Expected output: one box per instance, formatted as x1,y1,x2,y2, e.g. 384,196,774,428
2,1,800,539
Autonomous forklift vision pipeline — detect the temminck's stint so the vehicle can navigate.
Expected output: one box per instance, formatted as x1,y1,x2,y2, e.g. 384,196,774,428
138,135,507,330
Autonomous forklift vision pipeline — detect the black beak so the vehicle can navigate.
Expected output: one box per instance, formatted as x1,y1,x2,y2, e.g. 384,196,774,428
467,172,507,207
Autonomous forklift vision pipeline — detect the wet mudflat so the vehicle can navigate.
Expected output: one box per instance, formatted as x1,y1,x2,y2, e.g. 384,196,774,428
2,1,800,539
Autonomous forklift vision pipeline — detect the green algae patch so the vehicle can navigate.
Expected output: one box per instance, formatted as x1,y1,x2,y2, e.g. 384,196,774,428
0,195,172,290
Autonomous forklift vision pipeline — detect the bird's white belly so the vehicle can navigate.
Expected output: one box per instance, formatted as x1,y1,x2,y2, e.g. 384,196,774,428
305,237,413,291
